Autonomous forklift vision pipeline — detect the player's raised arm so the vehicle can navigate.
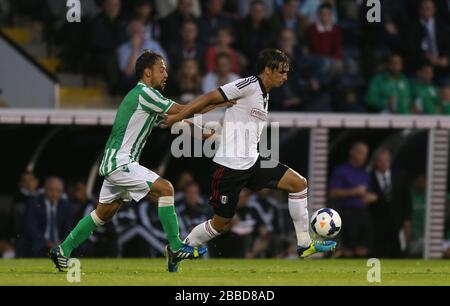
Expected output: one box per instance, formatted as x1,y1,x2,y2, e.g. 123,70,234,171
162,76,257,127
162,90,235,127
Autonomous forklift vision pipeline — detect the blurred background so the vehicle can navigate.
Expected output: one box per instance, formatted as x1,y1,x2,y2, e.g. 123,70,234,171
0,0,450,260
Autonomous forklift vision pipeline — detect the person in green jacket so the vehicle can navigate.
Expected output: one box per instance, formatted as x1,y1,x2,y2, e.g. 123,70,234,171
366,54,412,114
411,62,442,114
441,86,450,115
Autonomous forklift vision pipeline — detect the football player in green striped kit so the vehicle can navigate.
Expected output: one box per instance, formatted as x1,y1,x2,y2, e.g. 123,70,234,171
49,50,234,273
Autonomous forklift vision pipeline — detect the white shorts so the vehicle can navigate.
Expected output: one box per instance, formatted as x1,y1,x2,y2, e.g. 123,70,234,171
99,162,160,204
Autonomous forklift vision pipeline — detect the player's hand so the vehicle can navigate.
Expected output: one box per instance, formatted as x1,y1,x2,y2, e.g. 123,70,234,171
225,100,237,107
160,114,180,128
216,100,237,108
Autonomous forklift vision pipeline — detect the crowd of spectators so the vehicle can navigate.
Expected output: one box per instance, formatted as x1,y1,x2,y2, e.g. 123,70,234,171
2,0,450,113
0,170,294,259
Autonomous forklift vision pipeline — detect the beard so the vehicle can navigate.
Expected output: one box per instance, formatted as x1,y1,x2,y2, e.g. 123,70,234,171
156,80,166,91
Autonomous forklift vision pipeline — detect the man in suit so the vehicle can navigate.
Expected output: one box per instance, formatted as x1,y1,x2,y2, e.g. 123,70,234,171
405,0,450,80
369,149,411,258
16,177,73,257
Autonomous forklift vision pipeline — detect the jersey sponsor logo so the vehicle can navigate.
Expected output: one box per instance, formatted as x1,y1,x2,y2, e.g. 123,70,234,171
250,108,268,121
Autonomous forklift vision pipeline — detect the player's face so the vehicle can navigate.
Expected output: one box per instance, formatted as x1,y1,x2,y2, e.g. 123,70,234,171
269,64,289,88
151,59,168,91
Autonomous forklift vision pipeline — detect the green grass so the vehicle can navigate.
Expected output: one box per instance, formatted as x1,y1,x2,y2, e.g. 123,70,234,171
0,259,449,286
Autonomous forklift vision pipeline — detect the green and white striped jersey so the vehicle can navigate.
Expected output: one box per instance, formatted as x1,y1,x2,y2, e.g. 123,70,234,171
99,82,174,176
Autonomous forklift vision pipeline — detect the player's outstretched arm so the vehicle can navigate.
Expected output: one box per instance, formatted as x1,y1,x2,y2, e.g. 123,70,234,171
163,90,235,127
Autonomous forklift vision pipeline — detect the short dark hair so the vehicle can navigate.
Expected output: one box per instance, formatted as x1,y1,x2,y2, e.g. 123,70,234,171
135,50,163,79
255,49,291,74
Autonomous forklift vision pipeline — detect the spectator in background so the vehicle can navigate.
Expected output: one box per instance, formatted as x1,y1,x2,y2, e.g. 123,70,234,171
369,149,410,258
328,142,377,258
405,0,450,82
177,182,210,237
272,28,333,112
2,171,40,258
336,88,365,113
133,0,160,41
68,180,94,223
197,0,232,45
411,61,442,114
360,0,406,77
306,3,343,75
205,27,241,74
154,0,201,19
270,0,303,45
270,29,303,110
202,52,240,94
16,177,72,258
160,0,197,47
366,54,412,114
168,19,205,75
236,0,271,73
299,0,338,29
117,20,168,94
173,59,202,103
237,0,274,18
441,86,450,114
89,0,128,95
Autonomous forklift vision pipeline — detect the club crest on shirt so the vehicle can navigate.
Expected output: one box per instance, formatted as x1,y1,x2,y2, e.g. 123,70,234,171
250,108,268,121
220,195,228,205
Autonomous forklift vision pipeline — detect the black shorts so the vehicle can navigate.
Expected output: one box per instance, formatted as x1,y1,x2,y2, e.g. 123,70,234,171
208,156,289,218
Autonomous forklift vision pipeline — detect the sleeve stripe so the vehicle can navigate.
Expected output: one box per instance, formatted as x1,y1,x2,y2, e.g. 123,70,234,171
237,78,258,90
218,87,229,101
142,87,170,106
236,76,257,87
139,95,163,113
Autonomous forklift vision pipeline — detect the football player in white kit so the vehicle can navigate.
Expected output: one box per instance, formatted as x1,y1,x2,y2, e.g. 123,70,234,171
164,49,336,261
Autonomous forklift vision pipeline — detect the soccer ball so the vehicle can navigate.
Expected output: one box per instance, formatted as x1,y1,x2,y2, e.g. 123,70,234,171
310,208,342,239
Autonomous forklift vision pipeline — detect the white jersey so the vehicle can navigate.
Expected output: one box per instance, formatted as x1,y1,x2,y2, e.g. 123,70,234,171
213,76,269,170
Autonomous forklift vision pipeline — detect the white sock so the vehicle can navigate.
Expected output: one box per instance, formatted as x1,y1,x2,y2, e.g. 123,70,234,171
184,220,221,247
289,188,312,247
90,211,105,226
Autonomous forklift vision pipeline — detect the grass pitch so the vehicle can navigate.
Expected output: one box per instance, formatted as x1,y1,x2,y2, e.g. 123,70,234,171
0,258,449,286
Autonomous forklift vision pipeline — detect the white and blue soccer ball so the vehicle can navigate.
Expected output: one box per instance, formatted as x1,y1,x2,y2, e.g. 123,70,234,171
310,208,342,239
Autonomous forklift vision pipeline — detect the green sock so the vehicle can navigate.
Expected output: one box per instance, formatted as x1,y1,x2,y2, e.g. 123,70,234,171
60,213,99,257
158,196,183,251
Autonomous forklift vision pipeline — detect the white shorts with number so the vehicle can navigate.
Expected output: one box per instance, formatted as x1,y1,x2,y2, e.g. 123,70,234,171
99,162,160,204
